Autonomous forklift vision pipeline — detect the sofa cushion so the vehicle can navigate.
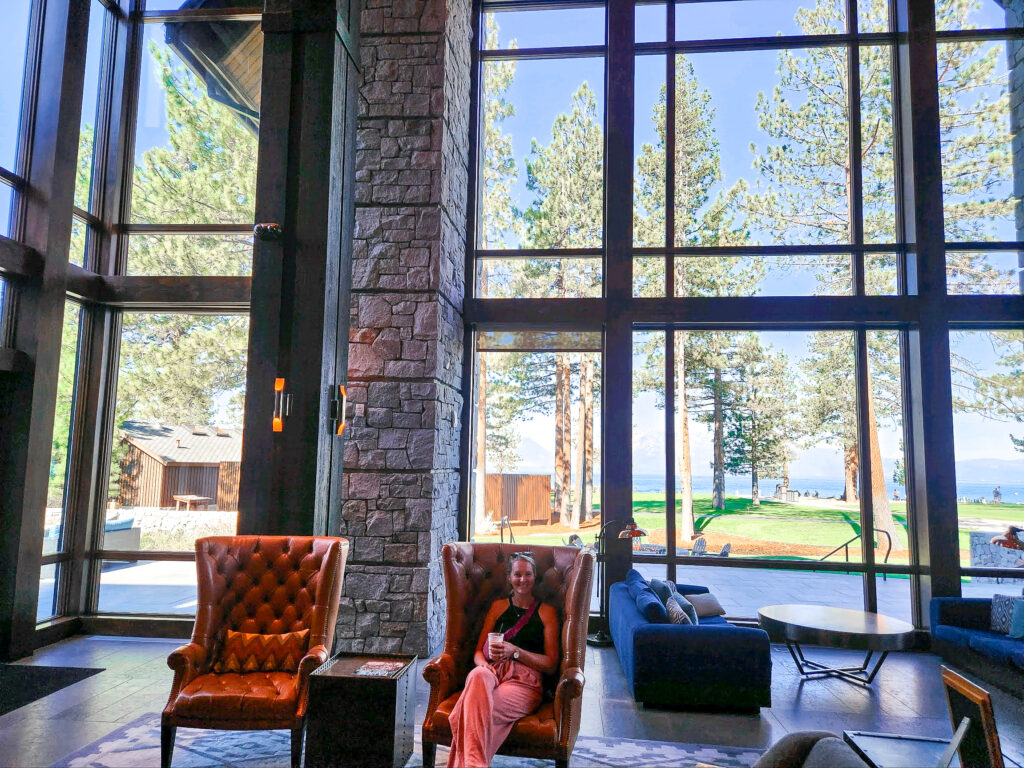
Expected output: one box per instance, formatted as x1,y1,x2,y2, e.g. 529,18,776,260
933,623,977,647
669,593,699,625
628,580,669,623
991,594,1024,634
684,591,727,618
967,630,1024,668
804,736,869,768
665,597,693,624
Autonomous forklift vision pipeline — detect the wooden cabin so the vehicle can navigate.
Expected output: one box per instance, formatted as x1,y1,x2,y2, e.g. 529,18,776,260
117,422,242,511
484,473,554,526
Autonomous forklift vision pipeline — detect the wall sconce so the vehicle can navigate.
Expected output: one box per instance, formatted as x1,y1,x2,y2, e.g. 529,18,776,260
330,384,348,436
272,377,292,432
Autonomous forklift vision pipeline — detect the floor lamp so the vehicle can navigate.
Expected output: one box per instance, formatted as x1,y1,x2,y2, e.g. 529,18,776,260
587,518,648,647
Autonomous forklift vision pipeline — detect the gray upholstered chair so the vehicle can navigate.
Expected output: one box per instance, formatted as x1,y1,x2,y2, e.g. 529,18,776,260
753,732,869,768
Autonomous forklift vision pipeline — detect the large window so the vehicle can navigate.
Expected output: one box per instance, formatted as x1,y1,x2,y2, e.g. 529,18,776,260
466,0,1024,627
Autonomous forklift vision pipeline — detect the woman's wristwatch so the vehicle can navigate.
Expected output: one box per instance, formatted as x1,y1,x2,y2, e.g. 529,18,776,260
512,648,520,660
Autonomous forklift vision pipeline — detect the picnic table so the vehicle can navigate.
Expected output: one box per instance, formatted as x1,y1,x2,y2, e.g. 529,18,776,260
173,494,213,512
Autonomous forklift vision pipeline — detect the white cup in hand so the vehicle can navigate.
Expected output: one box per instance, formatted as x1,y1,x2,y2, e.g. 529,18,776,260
488,632,504,659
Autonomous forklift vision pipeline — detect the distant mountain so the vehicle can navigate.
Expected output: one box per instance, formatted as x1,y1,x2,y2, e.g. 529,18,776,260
954,457,1024,483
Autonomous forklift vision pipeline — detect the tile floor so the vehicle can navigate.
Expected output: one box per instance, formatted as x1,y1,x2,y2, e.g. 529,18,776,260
1,635,1022,767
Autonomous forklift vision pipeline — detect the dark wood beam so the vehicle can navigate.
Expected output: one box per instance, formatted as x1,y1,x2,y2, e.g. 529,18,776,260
99,275,251,310
0,349,30,373
0,237,42,279
65,263,104,303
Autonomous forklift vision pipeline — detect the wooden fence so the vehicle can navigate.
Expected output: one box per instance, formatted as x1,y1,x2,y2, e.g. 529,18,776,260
484,474,554,525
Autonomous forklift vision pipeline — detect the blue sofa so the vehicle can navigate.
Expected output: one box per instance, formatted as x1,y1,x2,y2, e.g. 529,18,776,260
930,596,1024,689
608,580,772,712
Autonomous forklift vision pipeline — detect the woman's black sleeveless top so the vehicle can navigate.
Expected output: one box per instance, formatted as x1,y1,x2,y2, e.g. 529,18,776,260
493,600,546,655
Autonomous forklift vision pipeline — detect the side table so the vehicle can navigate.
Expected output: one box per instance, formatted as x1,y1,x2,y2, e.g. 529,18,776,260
304,652,417,768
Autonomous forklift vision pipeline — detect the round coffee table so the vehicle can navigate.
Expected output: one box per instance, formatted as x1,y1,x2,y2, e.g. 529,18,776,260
758,604,915,687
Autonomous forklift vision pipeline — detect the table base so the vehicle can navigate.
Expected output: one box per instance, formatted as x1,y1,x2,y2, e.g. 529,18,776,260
785,641,889,686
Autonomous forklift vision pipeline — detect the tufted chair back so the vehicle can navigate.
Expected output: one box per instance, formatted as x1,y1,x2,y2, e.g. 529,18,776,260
421,542,593,768
162,535,348,768
192,536,343,663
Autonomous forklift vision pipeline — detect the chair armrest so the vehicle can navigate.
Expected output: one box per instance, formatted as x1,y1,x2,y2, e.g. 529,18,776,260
296,644,330,717
930,598,992,631
164,642,207,712
752,731,840,768
553,666,585,740
423,653,458,720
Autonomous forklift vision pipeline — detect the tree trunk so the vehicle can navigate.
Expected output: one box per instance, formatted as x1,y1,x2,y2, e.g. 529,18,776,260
867,384,903,548
843,443,859,502
554,353,571,524
712,366,725,510
751,436,760,506
570,357,584,530
675,332,694,540
582,357,595,522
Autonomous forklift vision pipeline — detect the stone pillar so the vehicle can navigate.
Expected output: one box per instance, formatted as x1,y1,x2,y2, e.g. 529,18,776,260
336,0,470,655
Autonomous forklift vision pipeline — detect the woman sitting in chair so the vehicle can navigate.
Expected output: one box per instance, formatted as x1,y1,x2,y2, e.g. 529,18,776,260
447,551,560,768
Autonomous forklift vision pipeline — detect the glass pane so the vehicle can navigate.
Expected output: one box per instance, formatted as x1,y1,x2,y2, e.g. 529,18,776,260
947,250,1023,295
468,333,603,541
858,0,890,33
0,181,12,238
106,313,248,551
675,49,850,247
43,302,82,557
634,54,665,248
478,57,605,250
0,0,31,170
867,331,910,564
950,330,1024,569
140,0,262,11
938,39,1016,242
675,0,846,41
131,21,262,225
651,331,866,561
875,573,912,624
634,256,666,296
633,330,668,554
75,3,106,212
674,254,852,296
477,330,602,352
126,233,254,276
37,563,58,622
862,46,897,244
672,563,867,619
69,215,88,268
476,258,602,298
97,559,197,615
960,574,1024,599
636,2,667,43
936,0,1018,31
482,8,604,49
866,252,899,295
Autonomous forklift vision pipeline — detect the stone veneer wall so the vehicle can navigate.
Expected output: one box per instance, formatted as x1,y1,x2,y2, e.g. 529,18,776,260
334,0,471,656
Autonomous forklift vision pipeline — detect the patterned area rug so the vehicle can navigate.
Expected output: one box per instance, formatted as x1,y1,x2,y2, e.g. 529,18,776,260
53,713,763,767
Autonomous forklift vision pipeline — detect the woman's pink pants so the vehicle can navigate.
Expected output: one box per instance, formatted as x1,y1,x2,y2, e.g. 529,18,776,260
446,660,542,768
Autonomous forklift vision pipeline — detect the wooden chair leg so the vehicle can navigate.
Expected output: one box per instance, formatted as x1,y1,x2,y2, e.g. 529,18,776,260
160,724,176,768
291,726,305,768
422,741,436,768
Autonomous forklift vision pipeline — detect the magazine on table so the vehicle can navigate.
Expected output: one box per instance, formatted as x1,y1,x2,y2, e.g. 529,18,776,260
354,660,406,677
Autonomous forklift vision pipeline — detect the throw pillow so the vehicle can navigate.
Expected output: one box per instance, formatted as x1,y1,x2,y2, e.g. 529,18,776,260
664,596,693,625
627,579,669,623
683,591,727,618
990,594,1024,635
215,628,310,673
670,593,699,625
648,578,673,605
625,568,647,586
1009,600,1024,640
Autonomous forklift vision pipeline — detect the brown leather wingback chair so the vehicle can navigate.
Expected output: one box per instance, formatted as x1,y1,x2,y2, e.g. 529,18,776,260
161,535,348,768
421,542,593,768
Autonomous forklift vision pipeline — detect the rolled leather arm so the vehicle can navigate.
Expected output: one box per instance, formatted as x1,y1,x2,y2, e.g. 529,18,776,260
422,653,457,716
164,642,207,712
553,666,585,733
296,644,330,717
